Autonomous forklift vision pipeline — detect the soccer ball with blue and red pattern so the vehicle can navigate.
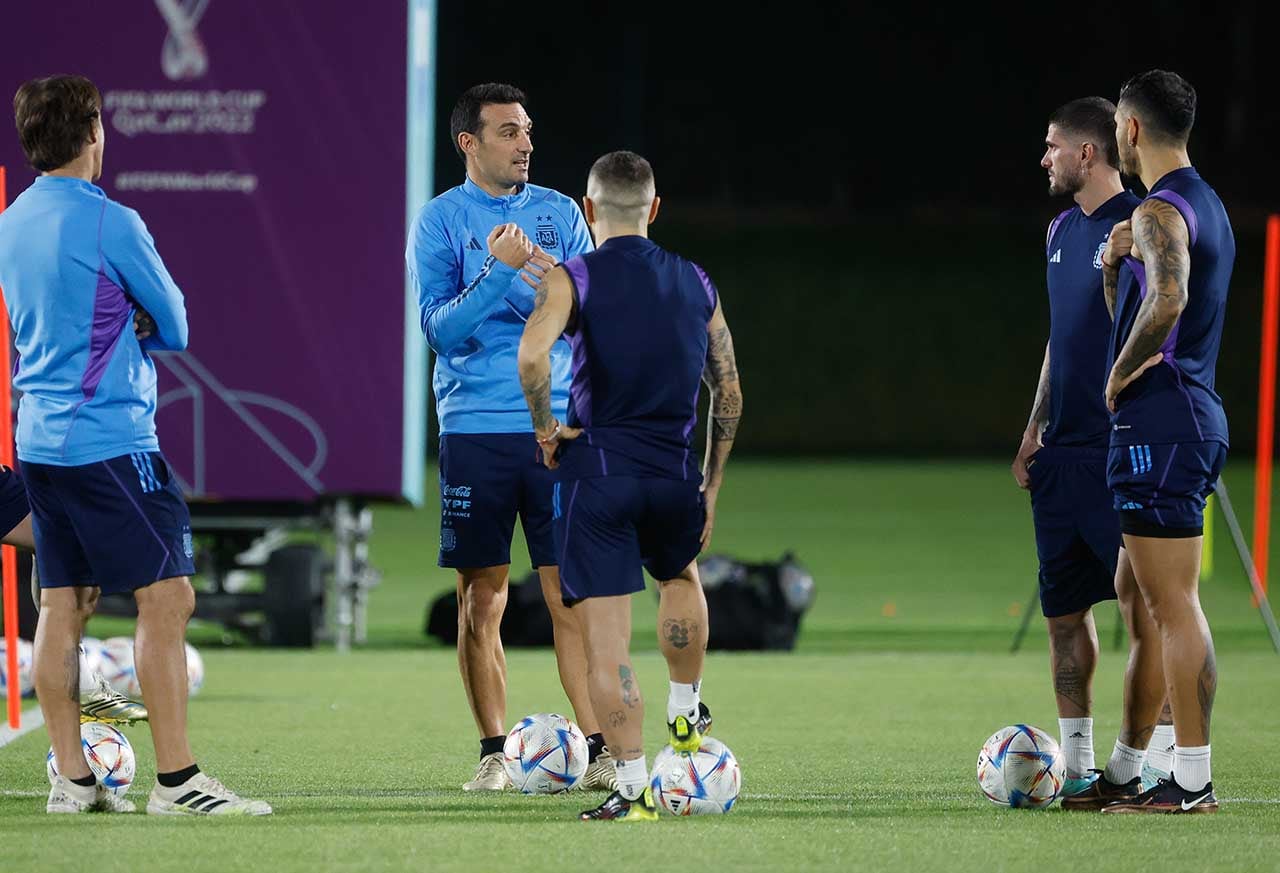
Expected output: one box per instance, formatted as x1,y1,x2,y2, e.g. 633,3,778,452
502,713,588,793
976,724,1064,808
46,722,136,797
650,736,741,815
98,636,142,699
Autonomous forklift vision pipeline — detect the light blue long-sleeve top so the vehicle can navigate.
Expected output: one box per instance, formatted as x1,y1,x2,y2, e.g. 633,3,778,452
0,176,188,465
406,176,593,434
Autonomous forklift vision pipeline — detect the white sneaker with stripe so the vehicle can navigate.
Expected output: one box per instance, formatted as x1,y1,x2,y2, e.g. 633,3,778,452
146,772,272,816
47,776,136,814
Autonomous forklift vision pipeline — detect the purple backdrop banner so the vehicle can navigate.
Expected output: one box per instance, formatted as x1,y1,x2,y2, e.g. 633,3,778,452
0,3,415,502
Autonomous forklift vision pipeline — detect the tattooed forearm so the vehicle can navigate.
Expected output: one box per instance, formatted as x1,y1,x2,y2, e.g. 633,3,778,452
1103,263,1120,319
701,317,742,492
1113,201,1189,381
619,665,639,709
1027,343,1050,431
520,367,556,434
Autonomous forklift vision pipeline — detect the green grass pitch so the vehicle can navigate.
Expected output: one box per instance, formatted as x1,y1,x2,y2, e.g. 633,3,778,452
2,460,1278,871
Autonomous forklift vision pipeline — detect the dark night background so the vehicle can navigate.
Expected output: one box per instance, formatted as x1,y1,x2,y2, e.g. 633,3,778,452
421,1,1279,457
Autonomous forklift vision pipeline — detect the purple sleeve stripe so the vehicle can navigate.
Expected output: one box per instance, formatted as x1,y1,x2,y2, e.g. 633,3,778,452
562,256,589,308
692,263,717,309
1046,208,1072,255
1148,190,1199,246
81,270,132,402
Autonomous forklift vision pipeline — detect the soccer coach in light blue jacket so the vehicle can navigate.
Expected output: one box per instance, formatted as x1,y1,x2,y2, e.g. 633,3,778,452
406,83,614,792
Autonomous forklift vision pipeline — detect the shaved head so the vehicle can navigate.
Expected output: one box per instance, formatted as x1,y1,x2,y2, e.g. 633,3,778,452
587,150,655,221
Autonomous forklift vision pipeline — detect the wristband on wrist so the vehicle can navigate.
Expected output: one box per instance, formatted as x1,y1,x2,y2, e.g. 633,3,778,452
537,421,562,445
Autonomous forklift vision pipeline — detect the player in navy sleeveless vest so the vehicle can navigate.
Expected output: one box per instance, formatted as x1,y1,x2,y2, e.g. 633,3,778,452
518,151,742,821
1013,97,1141,800
1092,71,1230,815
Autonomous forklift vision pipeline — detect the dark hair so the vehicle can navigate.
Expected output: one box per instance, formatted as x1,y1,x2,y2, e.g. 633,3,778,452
1118,70,1196,143
450,83,526,162
588,150,655,213
1049,97,1119,169
13,75,101,172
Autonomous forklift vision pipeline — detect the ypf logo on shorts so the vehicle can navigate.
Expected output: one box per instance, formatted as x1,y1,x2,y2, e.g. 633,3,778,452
441,483,473,519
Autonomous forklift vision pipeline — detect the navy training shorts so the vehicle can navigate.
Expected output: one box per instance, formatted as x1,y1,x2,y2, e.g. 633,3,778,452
437,433,557,569
25,452,195,595
554,476,704,605
1107,440,1227,538
1028,445,1121,617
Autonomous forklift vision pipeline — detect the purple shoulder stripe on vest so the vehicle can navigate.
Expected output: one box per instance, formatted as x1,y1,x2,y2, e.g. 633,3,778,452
1046,208,1073,255
1147,190,1199,247
562,255,589,308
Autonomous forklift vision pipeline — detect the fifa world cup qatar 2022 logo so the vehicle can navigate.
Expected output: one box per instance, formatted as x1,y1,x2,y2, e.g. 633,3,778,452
155,0,211,81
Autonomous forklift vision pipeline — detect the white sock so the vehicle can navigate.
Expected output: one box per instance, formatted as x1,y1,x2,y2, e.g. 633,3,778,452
1174,745,1212,792
614,756,649,801
1102,740,1146,784
667,680,700,723
1058,718,1094,777
1147,724,1175,776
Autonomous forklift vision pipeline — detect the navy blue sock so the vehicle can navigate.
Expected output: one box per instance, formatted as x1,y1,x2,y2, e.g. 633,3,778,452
480,736,505,758
69,773,96,787
586,733,606,764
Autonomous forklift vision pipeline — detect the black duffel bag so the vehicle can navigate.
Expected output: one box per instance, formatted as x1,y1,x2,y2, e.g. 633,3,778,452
690,552,815,651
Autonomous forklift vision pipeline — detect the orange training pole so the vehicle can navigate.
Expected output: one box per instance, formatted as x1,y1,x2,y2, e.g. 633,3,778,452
1255,215,1280,602
0,165,19,729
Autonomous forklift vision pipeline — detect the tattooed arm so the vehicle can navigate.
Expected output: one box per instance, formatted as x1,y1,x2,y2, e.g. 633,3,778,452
1101,218,1134,320
1102,261,1121,319
700,298,743,550
1105,200,1190,412
517,266,579,466
1011,342,1048,489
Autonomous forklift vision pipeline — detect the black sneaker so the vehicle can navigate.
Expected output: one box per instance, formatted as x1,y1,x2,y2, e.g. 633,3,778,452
579,787,659,821
1102,775,1219,814
668,702,714,753
1059,770,1142,811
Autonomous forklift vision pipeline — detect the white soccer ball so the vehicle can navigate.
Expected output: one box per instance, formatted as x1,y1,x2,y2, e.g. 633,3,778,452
976,724,1065,809
98,637,141,699
47,722,136,796
650,736,742,815
502,713,589,793
185,641,204,697
0,637,34,697
81,637,108,677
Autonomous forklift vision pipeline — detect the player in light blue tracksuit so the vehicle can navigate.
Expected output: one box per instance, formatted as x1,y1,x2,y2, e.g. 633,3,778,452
405,83,612,791
0,74,269,816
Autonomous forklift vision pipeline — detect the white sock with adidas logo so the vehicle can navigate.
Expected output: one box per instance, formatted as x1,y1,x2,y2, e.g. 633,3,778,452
1058,717,1094,778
